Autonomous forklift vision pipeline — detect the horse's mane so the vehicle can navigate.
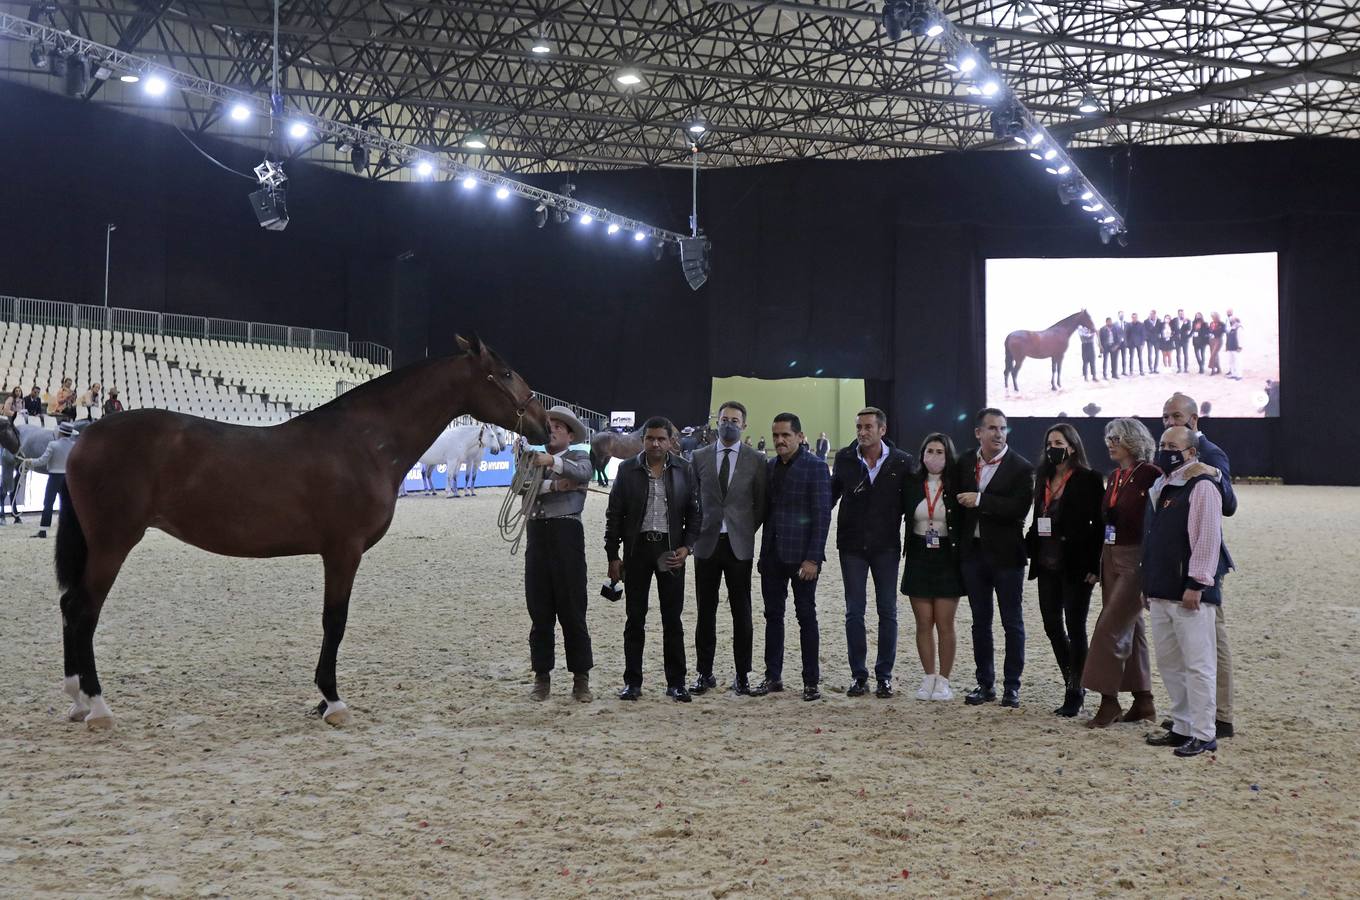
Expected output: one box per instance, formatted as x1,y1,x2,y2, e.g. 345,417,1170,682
1048,310,1089,329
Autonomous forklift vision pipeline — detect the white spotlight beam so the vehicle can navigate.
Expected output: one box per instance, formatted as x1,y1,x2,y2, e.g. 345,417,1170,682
0,13,689,245
904,2,1127,242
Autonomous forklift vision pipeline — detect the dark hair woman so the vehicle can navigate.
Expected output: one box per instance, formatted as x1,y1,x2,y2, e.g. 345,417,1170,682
900,432,966,702
1026,423,1105,717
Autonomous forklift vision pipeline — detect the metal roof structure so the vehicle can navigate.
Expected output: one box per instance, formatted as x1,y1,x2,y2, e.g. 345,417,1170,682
3,0,1359,177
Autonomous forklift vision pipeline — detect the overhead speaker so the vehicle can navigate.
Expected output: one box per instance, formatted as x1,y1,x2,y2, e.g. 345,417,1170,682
248,187,289,231
678,237,710,291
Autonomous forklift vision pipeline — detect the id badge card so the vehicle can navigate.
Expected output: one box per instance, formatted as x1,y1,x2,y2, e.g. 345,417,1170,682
925,527,940,550
1037,517,1053,537
1104,524,1117,545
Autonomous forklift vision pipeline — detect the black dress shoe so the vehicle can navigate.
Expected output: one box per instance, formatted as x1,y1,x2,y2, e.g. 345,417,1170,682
689,674,716,695
666,685,693,703
731,677,752,696
1001,688,1020,708
1160,718,1174,730
802,683,821,701
964,686,996,706
1146,730,1190,747
1055,688,1085,718
750,678,783,696
1215,720,1234,739
617,685,641,701
846,677,869,697
1174,737,1218,758
874,679,894,699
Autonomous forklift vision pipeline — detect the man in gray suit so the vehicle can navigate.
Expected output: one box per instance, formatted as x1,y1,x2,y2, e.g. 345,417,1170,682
523,407,595,702
690,400,767,695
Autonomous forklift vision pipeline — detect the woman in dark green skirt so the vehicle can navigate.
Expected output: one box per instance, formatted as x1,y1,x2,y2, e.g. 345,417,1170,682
901,433,967,701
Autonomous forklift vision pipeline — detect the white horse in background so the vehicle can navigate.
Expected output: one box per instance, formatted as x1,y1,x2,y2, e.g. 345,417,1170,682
401,422,508,497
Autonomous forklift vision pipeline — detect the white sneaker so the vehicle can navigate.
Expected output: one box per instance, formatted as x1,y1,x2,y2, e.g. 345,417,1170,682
915,674,937,701
930,677,953,701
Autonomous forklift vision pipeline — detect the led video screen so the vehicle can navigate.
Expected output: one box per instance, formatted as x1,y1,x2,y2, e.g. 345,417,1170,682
985,253,1280,418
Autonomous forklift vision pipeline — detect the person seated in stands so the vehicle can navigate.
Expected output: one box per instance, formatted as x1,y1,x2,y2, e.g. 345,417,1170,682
2,387,20,420
78,383,102,420
103,388,124,416
23,386,44,418
49,377,76,420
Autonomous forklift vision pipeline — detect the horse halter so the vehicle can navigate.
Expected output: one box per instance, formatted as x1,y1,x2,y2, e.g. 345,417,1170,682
484,371,535,422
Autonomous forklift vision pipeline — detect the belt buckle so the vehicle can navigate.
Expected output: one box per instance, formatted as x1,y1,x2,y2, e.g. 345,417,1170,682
644,531,665,543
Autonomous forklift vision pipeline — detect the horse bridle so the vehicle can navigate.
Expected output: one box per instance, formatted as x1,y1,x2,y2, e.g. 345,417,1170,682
485,371,535,429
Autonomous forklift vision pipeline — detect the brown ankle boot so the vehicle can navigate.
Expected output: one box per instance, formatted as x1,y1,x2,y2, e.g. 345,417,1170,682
571,673,593,703
1122,691,1156,722
530,674,550,701
1086,694,1123,728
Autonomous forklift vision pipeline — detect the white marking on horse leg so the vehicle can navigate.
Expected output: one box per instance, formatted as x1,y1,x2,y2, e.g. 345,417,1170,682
84,695,114,729
322,699,351,726
63,675,81,700
64,677,91,721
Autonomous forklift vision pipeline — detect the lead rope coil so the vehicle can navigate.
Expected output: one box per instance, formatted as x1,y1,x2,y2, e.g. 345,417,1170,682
497,438,545,556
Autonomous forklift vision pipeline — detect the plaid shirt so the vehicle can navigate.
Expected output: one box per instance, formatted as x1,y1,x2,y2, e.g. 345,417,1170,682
642,461,671,533
760,447,832,565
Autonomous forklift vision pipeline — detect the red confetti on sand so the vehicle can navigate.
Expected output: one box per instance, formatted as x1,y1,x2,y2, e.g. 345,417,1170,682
655,802,664,809
434,838,443,845
901,868,910,879
560,868,571,876
759,858,768,865
814,727,823,734
418,821,429,828
857,788,868,798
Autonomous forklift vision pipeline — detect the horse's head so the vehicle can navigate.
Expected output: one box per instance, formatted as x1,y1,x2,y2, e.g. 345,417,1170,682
455,334,550,444
487,425,508,454
0,418,19,456
1078,309,1096,332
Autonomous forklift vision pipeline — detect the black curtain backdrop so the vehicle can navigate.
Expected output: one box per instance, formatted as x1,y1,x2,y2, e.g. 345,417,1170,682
4,83,1358,483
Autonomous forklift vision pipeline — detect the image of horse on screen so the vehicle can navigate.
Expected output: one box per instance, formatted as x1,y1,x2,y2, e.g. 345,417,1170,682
984,253,1280,419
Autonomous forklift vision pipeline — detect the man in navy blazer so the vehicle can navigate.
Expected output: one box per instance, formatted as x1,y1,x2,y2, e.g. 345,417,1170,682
753,412,832,701
1162,393,1238,739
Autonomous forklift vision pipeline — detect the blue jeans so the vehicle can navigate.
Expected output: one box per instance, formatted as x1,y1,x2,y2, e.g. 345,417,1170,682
839,549,900,681
760,559,820,686
962,553,1026,692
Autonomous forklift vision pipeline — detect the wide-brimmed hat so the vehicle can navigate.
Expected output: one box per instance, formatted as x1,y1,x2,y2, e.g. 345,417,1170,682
58,421,75,436
546,406,589,443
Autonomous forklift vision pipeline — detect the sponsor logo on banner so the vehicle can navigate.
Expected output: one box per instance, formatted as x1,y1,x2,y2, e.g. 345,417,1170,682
610,411,635,428
402,446,516,492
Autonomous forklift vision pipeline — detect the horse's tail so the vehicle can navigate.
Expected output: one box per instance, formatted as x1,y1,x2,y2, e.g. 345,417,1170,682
55,481,88,592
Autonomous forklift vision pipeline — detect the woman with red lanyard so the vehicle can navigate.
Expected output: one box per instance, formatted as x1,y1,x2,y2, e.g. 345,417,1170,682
900,433,966,702
1025,423,1104,718
1082,418,1162,727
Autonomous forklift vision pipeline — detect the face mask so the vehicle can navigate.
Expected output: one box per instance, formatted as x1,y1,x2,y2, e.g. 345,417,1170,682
1156,449,1186,472
923,456,946,475
718,422,742,443
1045,446,1069,467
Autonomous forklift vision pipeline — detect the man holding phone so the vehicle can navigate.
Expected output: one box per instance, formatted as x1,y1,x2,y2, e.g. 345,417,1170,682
605,417,702,702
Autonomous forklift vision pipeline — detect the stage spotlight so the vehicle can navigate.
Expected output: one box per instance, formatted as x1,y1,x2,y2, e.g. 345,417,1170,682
462,175,477,189
229,102,251,122
1056,163,1071,174
463,130,488,149
990,100,1025,142
980,79,1000,98
607,223,620,235
144,74,168,96
530,38,552,54
958,53,977,73
686,115,707,136
414,159,434,177
534,203,549,228
882,1,909,41
119,73,139,83
579,213,593,225
1082,202,1105,212
350,145,369,174
633,230,646,242
1078,91,1101,114
1043,147,1058,160
614,67,643,87
1016,2,1042,24
48,50,66,77
495,186,510,200
1056,180,1085,205
30,43,49,70
288,121,309,140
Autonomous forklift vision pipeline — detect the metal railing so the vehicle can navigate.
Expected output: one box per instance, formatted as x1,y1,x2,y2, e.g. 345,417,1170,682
0,295,391,366
534,391,609,434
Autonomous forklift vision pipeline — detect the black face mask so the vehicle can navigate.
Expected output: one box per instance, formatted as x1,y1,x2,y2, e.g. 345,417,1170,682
1155,449,1186,472
1045,446,1069,467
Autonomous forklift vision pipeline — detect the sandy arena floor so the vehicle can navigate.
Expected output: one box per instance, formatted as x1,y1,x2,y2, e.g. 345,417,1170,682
1,484,1358,898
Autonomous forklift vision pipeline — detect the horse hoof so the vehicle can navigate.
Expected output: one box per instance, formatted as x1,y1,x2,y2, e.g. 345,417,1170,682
66,702,91,722
85,714,115,731
322,700,351,726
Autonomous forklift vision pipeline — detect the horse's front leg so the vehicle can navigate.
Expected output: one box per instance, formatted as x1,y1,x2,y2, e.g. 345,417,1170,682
315,546,362,726
466,462,478,497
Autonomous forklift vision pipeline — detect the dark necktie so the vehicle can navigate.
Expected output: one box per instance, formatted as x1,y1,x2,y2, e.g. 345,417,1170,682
719,448,732,500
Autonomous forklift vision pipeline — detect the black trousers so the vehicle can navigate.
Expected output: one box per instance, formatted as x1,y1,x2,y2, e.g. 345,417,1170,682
1194,343,1207,372
1080,343,1096,380
623,536,688,688
1175,340,1189,372
1146,341,1159,372
694,535,754,679
1101,349,1118,378
1128,344,1145,374
39,472,65,529
1036,568,1094,688
524,518,592,675
760,558,821,686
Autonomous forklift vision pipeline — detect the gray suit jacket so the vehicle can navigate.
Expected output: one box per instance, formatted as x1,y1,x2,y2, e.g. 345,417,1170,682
692,441,767,560
525,448,593,521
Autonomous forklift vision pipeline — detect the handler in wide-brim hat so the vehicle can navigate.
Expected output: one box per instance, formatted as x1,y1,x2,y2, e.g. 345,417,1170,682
521,405,596,702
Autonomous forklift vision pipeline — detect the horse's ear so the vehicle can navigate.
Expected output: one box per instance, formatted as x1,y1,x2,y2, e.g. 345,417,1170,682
455,334,471,354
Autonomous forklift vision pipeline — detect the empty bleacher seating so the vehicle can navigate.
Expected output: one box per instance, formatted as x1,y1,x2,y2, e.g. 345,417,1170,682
0,322,387,427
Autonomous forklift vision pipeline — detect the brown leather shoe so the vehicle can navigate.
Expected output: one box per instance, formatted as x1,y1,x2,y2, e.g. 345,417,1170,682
530,674,550,702
1086,695,1124,729
572,673,593,703
1122,691,1156,723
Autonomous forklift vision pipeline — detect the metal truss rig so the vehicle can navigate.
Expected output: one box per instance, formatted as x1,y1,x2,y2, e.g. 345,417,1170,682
0,12,689,247
886,1,1125,242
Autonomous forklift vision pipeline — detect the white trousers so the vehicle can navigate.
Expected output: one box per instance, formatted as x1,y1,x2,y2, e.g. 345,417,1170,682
1226,349,1240,377
1150,599,1218,741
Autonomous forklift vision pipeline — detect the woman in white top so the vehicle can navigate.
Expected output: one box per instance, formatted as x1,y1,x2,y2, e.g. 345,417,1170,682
900,433,967,701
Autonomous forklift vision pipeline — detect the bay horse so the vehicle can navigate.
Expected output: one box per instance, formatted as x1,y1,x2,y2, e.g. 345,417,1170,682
588,426,643,487
54,335,549,729
1003,309,1096,393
